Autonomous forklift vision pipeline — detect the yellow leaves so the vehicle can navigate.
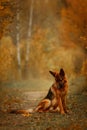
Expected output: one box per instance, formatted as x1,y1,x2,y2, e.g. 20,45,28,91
80,36,87,41
81,60,87,76
61,8,67,18
22,113,32,117
0,36,16,82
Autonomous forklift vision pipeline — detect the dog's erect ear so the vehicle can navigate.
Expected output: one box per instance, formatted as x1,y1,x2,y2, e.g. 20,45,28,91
49,71,56,77
59,68,65,77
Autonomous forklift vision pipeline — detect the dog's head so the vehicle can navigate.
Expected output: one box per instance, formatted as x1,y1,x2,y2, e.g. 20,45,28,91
49,68,66,88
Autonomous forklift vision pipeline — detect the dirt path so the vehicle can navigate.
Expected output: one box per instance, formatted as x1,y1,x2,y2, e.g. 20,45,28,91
0,89,87,130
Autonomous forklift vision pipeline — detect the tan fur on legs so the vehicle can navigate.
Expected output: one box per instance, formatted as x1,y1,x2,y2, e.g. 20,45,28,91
35,99,51,112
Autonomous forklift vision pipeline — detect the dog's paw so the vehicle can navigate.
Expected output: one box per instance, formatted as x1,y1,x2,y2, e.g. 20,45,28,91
60,110,65,115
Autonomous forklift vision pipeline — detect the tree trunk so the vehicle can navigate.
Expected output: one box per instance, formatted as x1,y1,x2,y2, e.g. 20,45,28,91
24,0,34,79
16,8,22,79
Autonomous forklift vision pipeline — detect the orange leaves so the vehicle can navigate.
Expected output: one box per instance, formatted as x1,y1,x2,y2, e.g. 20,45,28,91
0,0,15,39
81,60,87,76
60,0,87,50
61,8,67,18
33,28,46,42
0,5,4,10
0,36,16,82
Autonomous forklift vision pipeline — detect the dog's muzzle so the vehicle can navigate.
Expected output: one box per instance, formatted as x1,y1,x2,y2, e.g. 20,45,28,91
57,82,64,89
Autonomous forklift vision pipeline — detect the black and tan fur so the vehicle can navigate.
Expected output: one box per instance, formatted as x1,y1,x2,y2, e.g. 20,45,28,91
35,68,68,114
9,68,68,116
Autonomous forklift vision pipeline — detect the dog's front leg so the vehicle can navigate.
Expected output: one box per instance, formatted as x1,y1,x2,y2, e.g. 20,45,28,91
62,95,69,113
57,95,65,114
62,96,67,112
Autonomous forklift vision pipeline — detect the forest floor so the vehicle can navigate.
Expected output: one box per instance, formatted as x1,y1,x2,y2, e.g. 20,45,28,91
0,78,87,130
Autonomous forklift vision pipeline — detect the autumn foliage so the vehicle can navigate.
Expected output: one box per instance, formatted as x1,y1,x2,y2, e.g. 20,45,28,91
0,37,17,82
0,0,87,82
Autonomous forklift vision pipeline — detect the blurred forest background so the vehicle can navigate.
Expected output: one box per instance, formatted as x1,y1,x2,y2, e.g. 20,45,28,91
0,1,87,129
0,0,87,91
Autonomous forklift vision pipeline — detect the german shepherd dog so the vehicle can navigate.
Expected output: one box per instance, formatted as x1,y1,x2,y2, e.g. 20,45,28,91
9,68,68,116
35,68,68,114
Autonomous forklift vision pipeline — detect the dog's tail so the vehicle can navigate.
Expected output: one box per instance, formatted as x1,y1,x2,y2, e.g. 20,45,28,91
8,108,34,117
